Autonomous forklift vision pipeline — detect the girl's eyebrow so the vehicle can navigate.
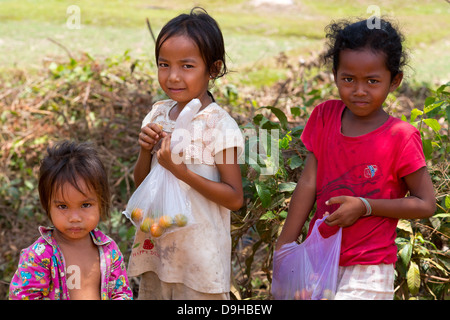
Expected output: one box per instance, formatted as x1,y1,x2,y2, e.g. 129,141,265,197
339,72,354,77
340,72,381,78
158,56,197,63
52,197,97,204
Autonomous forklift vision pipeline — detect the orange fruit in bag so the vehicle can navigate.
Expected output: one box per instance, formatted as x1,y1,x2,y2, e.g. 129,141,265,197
158,215,173,228
150,223,164,238
131,208,143,223
140,217,153,233
174,214,188,227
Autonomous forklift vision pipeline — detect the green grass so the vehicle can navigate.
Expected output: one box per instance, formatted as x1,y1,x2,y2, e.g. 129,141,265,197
0,0,449,87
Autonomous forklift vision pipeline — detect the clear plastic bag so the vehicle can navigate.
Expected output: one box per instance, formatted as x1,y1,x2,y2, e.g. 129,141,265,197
122,99,201,238
271,218,342,300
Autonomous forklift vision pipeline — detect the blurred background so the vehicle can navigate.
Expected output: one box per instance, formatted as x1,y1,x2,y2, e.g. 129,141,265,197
0,0,449,300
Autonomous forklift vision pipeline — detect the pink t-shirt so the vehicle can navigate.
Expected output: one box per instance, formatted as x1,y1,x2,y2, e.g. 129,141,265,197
301,100,426,266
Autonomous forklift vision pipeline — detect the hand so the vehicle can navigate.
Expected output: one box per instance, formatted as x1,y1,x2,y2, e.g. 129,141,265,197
323,196,366,228
156,134,187,179
138,123,166,151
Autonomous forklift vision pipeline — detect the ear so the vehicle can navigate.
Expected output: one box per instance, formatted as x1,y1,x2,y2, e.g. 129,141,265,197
389,72,403,92
209,60,223,79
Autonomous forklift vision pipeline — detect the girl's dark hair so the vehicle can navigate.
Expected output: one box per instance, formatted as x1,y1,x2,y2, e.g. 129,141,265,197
155,7,228,79
38,140,111,221
322,17,408,80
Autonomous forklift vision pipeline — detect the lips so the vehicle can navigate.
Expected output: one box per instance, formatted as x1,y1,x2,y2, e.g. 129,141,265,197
67,227,83,233
352,101,369,106
169,88,185,93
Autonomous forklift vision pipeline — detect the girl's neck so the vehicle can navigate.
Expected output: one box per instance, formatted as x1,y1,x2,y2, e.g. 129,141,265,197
169,92,213,121
341,107,390,137
53,228,93,249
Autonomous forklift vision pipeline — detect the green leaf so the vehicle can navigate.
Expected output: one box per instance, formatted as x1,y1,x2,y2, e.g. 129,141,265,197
433,213,450,219
290,106,301,117
278,182,297,193
424,96,436,107
255,182,272,208
279,210,288,219
399,242,413,267
410,108,423,122
424,100,443,114
260,211,276,220
423,118,441,133
260,106,288,130
445,195,450,209
406,261,420,295
397,219,413,234
445,105,450,125
422,139,432,160
288,154,303,169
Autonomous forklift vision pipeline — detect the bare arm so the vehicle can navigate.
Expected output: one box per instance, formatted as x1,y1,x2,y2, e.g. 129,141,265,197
324,166,436,227
275,152,317,251
156,135,244,211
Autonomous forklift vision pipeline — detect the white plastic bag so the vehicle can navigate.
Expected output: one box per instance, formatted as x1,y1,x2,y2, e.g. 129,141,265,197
123,99,202,238
271,218,342,300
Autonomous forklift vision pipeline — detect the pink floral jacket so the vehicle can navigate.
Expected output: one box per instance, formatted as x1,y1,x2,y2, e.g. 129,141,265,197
9,227,133,300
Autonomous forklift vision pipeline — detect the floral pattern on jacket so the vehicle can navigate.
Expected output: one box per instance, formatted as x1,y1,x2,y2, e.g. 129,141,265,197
9,226,133,300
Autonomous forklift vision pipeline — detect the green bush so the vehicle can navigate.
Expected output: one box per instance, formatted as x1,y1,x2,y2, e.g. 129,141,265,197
0,53,448,300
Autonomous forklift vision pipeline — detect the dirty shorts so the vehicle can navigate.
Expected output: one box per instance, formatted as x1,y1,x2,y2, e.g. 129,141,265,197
335,264,395,300
138,271,230,300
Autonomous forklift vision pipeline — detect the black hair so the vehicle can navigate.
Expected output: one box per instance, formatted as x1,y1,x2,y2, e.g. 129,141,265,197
38,140,111,221
155,7,228,80
322,17,408,80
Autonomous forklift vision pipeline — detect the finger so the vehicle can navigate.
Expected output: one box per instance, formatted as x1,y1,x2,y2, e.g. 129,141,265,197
142,124,161,141
324,211,336,222
160,134,170,151
325,196,346,206
149,123,164,136
139,132,158,147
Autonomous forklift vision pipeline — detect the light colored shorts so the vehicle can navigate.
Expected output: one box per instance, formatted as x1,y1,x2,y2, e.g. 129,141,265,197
335,263,395,300
137,271,230,300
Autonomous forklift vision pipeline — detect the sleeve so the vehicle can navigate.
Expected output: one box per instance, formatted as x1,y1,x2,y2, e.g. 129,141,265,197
300,102,326,155
396,129,426,178
141,100,165,128
210,112,244,160
9,246,53,300
109,244,133,300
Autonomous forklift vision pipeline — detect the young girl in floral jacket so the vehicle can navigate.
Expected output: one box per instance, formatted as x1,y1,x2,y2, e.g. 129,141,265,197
9,141,132,300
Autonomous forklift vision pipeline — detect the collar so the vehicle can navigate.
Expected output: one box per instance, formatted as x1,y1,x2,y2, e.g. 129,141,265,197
38,226,112,247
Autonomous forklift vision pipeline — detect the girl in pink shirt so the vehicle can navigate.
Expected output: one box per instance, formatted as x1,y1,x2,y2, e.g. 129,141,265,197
275,18,436,299
9,141,132,300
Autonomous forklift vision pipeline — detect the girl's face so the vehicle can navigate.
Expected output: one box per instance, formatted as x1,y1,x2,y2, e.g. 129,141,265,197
157,35,213,110
334,49,402,119
50,179,100,243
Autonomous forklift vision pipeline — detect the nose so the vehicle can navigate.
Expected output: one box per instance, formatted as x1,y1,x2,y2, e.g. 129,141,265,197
168,67,180,82
68,210,82,223
354,82,366,96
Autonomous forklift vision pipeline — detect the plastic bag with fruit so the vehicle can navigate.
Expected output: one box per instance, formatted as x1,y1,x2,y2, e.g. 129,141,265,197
271,217,342,300
122,99,202,238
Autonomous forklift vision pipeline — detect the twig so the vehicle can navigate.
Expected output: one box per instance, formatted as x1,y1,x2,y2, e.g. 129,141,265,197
83,82,91,108
416,221,450,239
146,18,156,44
47,37,74,60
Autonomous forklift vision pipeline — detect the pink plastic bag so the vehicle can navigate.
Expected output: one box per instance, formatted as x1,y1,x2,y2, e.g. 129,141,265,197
271,218,342,300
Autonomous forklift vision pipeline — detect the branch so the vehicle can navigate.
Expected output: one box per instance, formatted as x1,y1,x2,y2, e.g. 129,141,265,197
146,18,156,44
47,37,74,60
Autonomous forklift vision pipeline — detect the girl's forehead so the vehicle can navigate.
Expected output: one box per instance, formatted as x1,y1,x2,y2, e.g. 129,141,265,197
53,178,96,200
159,34,200,56
338,49,389,72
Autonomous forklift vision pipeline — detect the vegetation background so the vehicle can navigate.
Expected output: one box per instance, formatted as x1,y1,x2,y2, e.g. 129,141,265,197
0,0,449,300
